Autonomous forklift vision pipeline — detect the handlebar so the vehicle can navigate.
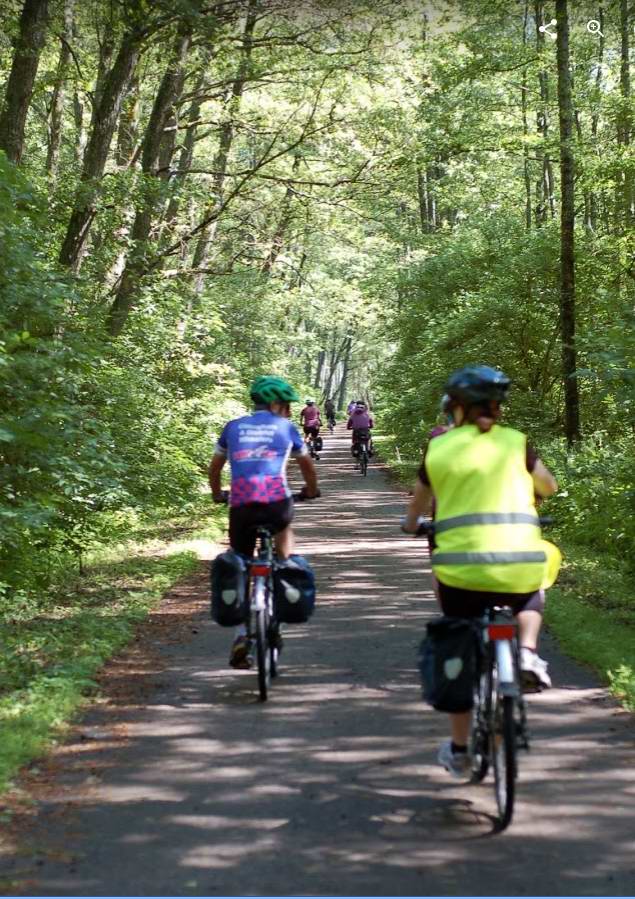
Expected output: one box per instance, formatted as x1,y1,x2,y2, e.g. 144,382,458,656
215,488,321,505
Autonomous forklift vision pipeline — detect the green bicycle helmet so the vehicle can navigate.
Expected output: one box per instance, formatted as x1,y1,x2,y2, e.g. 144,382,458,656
249,375,300,405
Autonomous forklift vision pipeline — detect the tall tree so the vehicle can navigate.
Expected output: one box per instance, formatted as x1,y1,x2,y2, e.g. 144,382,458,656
107,24,193,336
46,0,75,181
190,1,257,294
58,27,144,269
0,0,49,164
555,0,581,443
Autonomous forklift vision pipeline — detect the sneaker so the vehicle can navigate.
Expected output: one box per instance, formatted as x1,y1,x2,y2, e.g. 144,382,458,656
437,739,471,780
520,647,552,691
229,636,253,669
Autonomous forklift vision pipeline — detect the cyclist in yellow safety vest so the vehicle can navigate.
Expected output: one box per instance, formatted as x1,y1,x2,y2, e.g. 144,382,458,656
402,365,561,779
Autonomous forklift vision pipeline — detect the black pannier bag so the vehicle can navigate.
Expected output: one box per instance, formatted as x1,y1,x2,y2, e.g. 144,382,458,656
315,434,323,452
418,616,481,713
273,555,316,623
210,549,248,626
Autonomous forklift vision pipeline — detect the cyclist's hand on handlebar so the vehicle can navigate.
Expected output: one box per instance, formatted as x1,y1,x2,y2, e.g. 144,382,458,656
401,515,420,535
213,489,229,505
401,515,433,536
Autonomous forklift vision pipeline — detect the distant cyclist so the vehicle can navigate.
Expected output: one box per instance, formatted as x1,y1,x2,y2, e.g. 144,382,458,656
300,398,322,448
209,376,319,668
324,397,336,428
347,400,374,460
346,399,358,416
402,365,560,778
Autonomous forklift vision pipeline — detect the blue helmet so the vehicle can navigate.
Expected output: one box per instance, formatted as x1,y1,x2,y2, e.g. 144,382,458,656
445,366,511,405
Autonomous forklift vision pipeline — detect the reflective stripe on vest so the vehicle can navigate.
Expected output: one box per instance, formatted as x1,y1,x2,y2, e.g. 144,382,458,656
433,512,540,535
432,550,547,566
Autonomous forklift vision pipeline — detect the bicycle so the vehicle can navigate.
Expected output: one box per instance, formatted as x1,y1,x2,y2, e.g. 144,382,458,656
353,429,370,476
411,516,550,831
221,490,319,702
246,525,279,702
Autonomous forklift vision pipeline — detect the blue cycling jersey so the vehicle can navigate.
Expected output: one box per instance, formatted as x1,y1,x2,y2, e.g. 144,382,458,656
215,410,306,507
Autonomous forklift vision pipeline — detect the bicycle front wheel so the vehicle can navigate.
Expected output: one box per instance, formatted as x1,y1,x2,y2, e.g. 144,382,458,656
255,607,271,702
491,693,516,829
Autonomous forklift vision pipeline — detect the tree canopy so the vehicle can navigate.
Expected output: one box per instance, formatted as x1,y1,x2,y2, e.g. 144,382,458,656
0,0,633,602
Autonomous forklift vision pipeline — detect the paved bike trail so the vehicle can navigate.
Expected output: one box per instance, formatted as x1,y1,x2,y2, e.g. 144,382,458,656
2,426,634,896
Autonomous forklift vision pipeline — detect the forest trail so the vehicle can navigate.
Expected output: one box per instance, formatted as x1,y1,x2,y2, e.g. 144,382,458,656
3,426,634,897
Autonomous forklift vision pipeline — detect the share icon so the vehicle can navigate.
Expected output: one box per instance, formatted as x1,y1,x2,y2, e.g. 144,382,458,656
539,18,557,40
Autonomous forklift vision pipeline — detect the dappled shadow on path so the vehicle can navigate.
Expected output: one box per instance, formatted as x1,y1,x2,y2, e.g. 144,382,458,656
7,427,635,897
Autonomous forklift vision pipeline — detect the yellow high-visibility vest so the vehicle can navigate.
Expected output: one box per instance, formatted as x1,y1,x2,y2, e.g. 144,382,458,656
425,424,561,592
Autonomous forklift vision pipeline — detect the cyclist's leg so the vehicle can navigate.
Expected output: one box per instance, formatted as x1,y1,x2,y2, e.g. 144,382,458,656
437,584,490,765
513,591,551,688
227,505,259,668
274,525,295,560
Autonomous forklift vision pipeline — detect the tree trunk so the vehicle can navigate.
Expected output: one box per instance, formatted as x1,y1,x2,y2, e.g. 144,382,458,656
261,155,300,274
534,1,556,223
336,337,352,412
107,26,193,336
0,0,49,164
314,350,326,391
555,0,581,444
88,18,116,142
115,74,140,166
162,70,207,228
73,90,86,162
191,2,256,295
521,1,532,230
59,30,142,270
46,0,74,181
588,5,605,233
618,0,633,226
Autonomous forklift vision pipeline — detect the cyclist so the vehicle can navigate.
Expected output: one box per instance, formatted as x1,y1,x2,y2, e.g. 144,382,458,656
347,400,374,461
324,397,336,428
402,365,560,778
209,375,319,668
300,398,322,450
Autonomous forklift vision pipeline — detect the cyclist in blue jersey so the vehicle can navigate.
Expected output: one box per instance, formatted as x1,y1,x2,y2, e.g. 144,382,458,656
208,375,319,668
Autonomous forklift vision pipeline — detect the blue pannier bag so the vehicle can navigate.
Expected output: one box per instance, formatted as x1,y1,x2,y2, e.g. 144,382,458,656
418,616,481,713
210,549,248,626
273,555,316,623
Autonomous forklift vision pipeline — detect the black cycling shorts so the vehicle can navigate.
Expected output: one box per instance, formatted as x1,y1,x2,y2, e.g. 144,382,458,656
303,425,320,438
229,498,294,557
437,583,545,617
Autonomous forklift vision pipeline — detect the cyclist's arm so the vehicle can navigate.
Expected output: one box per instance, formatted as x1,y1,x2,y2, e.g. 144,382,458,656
295,453,319,497
208,453,227,503
532,459,558,498
403,480,433,533
346,419,353,429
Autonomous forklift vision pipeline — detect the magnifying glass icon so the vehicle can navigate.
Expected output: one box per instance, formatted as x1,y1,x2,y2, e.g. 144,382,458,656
587,19,604,37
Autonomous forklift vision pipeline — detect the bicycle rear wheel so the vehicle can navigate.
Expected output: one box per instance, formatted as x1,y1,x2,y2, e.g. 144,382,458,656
491,693,516,829
255,607,271,702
